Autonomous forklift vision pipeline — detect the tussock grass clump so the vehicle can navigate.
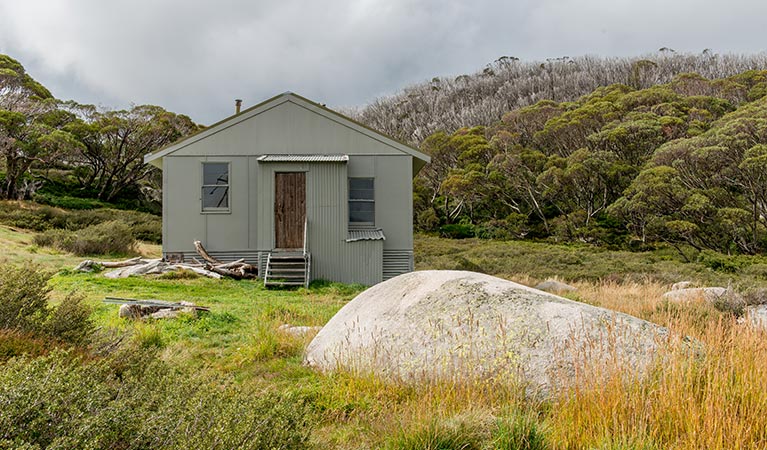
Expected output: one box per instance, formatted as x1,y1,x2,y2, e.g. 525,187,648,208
34,220,135,256
385,416,485,450
132,322,165,349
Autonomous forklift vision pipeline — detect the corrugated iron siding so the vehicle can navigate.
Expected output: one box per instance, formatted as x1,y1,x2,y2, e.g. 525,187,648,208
346,228,386,241
383,249,413,280
165,250,261,264
305,163,383,285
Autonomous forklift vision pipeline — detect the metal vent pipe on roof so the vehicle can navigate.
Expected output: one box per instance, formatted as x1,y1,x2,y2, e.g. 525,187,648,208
235,99,242,114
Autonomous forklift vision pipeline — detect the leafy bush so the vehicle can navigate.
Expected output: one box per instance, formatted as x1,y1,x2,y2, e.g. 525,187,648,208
0,266,51,332
32,192,109,210
0,349,314,449
34,220,135,255
439,223,475,239
0,203,65,231
697,250,744,273
0,201,162,243
0,330,50,362
44,294,94,344
0,266,92,345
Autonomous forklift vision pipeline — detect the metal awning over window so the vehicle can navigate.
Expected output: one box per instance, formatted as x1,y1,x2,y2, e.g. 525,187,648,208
257,154,349,163
346,229,386,242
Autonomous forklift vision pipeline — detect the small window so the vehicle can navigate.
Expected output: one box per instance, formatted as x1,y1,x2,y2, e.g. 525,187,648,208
202,162,229,211
349,178,374,225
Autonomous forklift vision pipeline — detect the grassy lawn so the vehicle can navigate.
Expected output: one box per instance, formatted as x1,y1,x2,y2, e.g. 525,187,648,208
415,234,767,291
4,225,767,448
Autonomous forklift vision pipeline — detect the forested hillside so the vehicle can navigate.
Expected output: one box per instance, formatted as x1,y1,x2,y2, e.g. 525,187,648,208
355,52,767,144
406,69,767,255
0,54,201,211
3,51,767,255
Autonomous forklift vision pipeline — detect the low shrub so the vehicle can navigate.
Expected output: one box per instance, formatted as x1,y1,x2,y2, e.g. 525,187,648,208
439,223,475,239
0,266,52,332
711,290,746,317
0,349,314,449
0,330,50,362
697,250,744,273
0,201,162,243
44,294,94,345
34,220,136,256
0,266,93,345
0,203,64,231
32,192,109,210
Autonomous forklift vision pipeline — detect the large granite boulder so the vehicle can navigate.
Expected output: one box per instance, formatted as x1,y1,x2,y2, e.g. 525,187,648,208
305,270,668,392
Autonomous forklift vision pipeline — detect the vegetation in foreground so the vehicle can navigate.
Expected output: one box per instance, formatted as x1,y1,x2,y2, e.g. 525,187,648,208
1,226,767,448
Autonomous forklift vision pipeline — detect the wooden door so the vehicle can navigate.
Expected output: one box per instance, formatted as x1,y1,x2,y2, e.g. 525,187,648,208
274,172,306,249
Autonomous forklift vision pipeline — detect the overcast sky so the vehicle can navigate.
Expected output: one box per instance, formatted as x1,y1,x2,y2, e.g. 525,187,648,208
1,0,765,125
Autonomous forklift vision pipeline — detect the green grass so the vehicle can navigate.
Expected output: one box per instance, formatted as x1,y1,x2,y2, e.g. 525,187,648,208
49,273,359,382
415,234,767,290
6,222,767,448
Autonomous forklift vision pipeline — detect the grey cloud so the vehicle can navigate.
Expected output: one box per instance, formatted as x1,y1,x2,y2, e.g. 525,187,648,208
0,0,765,125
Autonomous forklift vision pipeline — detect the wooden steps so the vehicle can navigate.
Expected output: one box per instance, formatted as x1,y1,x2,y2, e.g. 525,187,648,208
264,251,310,288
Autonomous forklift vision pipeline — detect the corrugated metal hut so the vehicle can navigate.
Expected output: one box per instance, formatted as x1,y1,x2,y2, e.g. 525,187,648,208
144,92,430,287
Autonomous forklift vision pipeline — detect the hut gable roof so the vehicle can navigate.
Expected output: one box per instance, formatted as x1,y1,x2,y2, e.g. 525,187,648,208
144,92,430,174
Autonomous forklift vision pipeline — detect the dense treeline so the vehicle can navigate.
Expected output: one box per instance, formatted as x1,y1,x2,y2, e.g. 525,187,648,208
0,54,201,210
355,51,767,145
410,70,767,255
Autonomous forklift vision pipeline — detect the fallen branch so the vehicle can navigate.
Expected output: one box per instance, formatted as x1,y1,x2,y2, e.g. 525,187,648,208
74,240,257,280
75,257,149,272
194,240,221,264
204,263,258,280
101,257,144,268
215,258,246,269
104,297,210,311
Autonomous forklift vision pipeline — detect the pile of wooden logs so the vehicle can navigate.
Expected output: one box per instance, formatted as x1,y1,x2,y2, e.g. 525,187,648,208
75,241,258,280
106,297,210,320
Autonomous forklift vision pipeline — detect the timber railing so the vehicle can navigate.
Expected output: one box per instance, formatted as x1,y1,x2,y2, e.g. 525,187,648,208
303,218,310,289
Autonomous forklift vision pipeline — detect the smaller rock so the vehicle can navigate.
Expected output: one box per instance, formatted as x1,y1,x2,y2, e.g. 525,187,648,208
671,281,693,291
745,305,767,330
75,260,99,272
662,287,732,303
534,279,577,293
279,324,322,337
118,304,142,319
150,309,182,319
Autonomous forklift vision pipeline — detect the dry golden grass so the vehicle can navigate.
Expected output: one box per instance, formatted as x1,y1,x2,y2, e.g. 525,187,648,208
312,279,767,449
542,281,767,449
